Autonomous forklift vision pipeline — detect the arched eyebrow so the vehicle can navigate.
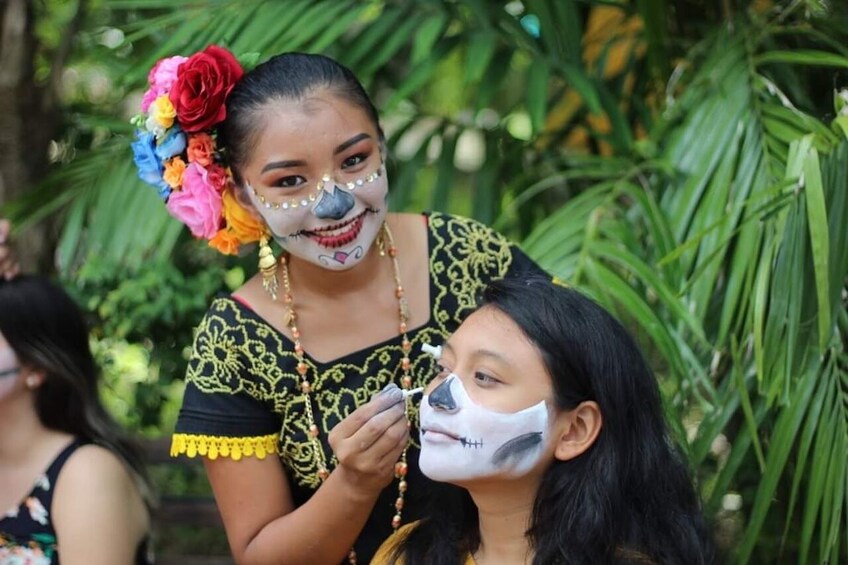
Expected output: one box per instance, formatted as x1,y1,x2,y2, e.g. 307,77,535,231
334,133,371,155
443,341,511,365
260,133,373,174
261,159,305,173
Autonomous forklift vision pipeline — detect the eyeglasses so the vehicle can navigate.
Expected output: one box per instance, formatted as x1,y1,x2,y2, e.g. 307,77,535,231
0,367,19,378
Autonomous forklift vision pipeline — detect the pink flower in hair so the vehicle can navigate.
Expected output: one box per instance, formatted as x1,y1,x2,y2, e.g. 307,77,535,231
141,55,188,112
166,163,223,239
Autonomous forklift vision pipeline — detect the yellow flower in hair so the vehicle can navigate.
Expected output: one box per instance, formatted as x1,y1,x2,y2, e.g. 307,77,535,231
221,186,264,244
152,94,177,128
552,276,571,288
163,156,187,189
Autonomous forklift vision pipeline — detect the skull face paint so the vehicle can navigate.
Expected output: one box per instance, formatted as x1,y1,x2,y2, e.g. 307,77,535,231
247,162,388,270
419,374,550,483
239,94,388,271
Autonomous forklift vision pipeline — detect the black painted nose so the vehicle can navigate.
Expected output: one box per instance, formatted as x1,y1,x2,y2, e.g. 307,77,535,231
428,377,458,412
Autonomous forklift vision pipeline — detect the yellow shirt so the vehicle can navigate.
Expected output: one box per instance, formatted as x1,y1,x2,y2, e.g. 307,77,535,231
371,521,475,565
374,523,658,564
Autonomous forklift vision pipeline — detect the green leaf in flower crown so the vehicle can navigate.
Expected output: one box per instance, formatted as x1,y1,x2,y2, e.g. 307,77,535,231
237,52,261,70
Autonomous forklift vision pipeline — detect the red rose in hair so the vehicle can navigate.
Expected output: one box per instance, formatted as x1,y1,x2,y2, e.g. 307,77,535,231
169,46,243,133
205,164,230,193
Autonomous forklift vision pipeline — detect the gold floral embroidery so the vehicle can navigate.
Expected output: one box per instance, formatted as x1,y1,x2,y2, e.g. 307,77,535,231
175,213,523,488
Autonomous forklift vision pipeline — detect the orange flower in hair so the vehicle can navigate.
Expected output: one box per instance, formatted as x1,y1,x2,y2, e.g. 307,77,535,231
187,133,215,167
209,228,240,255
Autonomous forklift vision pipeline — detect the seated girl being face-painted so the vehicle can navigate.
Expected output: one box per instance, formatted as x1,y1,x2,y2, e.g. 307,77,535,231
373,277,716,565
419,324,590,490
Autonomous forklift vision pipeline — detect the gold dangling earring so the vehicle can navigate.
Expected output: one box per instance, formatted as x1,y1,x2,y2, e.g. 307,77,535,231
376,222,388,257
258,234,278,300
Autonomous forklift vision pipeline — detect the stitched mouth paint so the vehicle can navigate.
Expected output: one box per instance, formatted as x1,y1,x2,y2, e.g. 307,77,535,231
419,374,549,482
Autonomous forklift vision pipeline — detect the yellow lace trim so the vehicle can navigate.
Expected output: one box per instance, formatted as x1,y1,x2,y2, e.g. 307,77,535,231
170,433,279,461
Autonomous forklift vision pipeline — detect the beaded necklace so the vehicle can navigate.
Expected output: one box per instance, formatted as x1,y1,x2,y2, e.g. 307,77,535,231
279,223,413,564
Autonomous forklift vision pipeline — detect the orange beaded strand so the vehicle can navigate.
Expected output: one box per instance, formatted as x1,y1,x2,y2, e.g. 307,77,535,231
279,223,413,565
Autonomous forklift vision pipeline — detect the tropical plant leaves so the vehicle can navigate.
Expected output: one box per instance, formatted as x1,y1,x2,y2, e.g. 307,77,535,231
522,22,848,563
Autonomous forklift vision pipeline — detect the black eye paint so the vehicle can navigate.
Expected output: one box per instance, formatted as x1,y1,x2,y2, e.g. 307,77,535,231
491,431,543,465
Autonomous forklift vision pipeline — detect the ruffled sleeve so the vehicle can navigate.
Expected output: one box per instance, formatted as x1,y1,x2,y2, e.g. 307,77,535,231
171,296,293,460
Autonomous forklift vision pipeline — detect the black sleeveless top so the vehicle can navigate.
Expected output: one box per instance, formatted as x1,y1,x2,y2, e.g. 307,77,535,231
0,439,152,564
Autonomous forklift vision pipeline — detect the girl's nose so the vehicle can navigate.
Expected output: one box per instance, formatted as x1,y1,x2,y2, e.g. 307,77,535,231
428,376,458,413
313,184,354,220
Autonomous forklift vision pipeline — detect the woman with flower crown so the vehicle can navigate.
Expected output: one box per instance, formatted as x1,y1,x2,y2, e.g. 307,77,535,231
131,46,547,564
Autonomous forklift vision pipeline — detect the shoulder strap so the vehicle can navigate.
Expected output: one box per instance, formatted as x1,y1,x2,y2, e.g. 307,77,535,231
41,438,85,515
43,439,84,482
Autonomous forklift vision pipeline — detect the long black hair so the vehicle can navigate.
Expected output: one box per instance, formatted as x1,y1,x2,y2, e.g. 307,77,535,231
0,275,151,503
395,276,716,564
219,51,382,187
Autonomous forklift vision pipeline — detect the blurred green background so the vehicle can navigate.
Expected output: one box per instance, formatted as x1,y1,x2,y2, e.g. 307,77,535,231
1,0,846,562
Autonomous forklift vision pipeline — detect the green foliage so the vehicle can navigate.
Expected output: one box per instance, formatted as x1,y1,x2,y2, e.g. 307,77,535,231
65,252,241,431
7,0,848,562
521,8,848,562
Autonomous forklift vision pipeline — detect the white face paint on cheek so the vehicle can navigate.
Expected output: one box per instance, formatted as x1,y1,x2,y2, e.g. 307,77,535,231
419,375,550,483
249,169,389,271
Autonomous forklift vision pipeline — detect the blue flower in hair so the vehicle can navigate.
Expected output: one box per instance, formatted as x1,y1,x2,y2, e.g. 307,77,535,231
155,126,187,161
131,131,171,200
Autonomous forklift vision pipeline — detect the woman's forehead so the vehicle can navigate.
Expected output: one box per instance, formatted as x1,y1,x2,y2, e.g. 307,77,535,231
249,95,378,159
450,308,538,366
258,92,374,129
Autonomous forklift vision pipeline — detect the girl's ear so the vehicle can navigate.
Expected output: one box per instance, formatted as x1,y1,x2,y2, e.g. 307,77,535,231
20,364,46,390
552,401,602,462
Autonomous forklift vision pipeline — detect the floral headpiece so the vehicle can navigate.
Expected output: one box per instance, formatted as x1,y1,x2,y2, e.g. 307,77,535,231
130,45,263,255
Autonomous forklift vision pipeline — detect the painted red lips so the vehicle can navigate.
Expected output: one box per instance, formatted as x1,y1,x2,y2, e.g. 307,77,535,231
305,211,366,249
